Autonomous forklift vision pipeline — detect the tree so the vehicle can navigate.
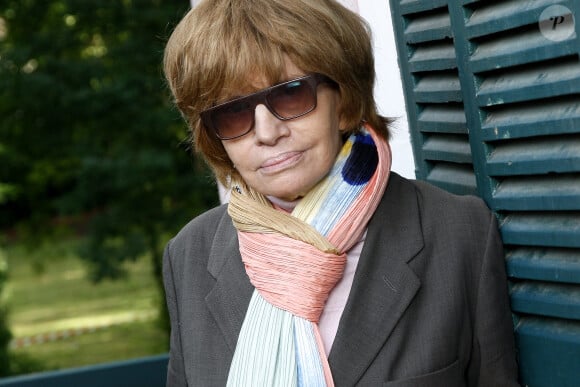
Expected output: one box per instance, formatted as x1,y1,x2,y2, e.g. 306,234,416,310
0,251,11,375
0,0,218,335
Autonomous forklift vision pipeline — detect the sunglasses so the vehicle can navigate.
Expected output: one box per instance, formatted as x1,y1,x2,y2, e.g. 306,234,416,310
200,73,336,140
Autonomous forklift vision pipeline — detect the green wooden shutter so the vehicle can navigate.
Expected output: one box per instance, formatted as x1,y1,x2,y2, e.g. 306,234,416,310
389,0,580,386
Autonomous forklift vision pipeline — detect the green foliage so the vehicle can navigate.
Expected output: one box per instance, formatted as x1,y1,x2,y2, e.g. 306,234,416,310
0,0,218,292
0,250,11,376
6,352,45,376
0,3,220,369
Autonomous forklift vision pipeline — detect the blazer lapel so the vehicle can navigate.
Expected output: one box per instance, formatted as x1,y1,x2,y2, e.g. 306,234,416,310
204,210,254,351
328,174,424,385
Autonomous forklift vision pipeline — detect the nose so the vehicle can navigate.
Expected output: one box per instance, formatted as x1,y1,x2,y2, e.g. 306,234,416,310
253,104,290,145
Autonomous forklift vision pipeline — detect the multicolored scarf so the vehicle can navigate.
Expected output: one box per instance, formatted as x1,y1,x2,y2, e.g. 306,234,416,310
226,124,391,386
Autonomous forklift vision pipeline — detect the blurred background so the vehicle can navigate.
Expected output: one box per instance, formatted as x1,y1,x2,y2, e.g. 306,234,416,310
0,0,220,376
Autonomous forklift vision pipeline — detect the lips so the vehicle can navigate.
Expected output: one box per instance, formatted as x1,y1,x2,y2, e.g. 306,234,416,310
259,151,303,174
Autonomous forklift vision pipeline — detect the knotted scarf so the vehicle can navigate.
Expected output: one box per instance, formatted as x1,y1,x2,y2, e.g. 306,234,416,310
226,124,391,386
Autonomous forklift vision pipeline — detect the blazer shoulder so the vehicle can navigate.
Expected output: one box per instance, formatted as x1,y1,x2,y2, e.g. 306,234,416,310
175,204,230,238
408,177,492,220
165,204,232,262
388,174,496,244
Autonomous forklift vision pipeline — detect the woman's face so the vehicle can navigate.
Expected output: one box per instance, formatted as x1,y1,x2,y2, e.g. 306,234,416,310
221,59,343,201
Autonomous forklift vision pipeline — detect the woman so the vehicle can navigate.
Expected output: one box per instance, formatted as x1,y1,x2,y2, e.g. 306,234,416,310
162,0,519,386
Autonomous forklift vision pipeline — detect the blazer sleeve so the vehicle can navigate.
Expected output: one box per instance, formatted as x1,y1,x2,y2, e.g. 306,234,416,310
163,241,189,387
469,210,520,386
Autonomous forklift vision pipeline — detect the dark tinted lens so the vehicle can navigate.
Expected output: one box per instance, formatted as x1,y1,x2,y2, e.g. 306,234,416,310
211,101,254,139
201,74,329,140
268,79,315,118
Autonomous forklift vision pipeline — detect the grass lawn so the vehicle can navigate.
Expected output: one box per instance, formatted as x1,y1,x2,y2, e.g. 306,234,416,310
2,238,168,374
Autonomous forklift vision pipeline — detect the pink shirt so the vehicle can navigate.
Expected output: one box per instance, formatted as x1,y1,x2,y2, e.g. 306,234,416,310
318,232,365,355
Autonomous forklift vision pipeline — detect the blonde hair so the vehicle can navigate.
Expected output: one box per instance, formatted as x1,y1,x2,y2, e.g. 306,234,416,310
164,0,390,185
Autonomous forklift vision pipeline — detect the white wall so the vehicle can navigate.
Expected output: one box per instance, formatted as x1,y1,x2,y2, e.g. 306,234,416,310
357,1,415,178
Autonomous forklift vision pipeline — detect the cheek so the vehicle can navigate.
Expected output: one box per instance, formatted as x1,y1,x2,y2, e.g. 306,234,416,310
328,136,343,168
222,142,247,167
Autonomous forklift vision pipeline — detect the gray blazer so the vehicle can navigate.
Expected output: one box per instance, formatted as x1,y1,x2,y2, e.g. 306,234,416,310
163,173,519,386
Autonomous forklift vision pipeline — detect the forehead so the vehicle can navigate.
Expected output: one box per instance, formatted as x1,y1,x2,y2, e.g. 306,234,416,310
216,56,307,102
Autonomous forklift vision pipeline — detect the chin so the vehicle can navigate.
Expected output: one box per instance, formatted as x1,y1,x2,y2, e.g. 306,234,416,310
268,187,304,201
272,193,299,201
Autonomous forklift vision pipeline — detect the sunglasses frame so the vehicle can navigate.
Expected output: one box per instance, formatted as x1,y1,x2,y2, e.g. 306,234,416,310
200,73,336,140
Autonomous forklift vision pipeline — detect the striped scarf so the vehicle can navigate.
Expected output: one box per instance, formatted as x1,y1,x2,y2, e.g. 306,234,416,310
226,124,391,386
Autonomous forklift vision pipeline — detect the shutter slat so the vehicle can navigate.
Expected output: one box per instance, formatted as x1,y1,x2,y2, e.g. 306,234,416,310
417,104,467,133
477,58,580,106
405,9,452,43
493,175,580,211
465,0,565,38
487,135,580,175
400,0,448,15
506,247,580,284
481,97,580,140
423,134,471,163
500,212,580,248
516,316,580,387
425,163,477,195
414,72,462,102
409,40,457,72
470,30,578,74
511,282,580,320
